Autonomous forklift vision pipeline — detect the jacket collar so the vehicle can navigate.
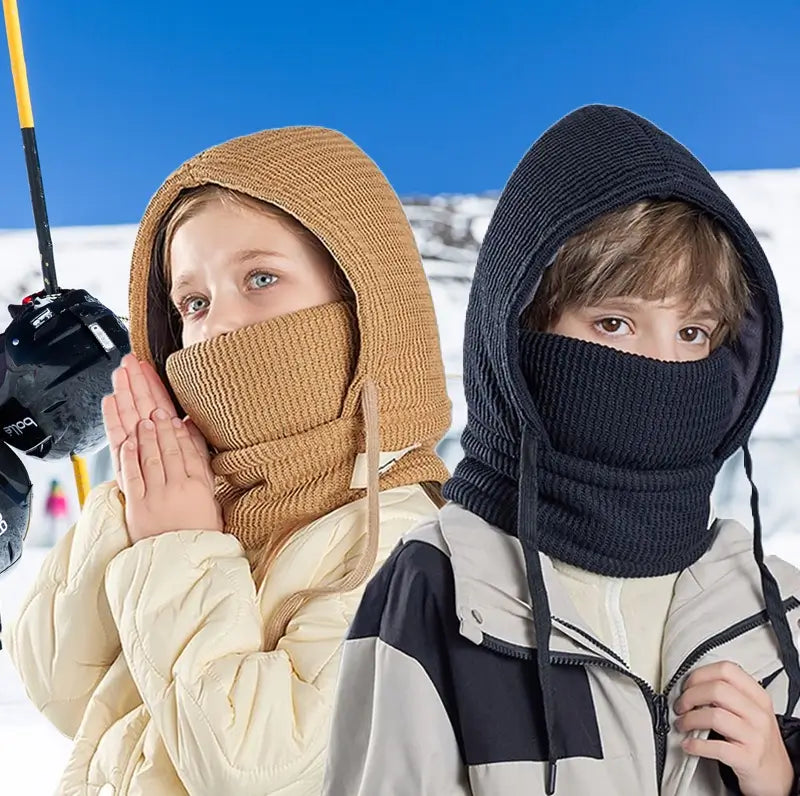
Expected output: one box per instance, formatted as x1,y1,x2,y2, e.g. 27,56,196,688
438,502,800,682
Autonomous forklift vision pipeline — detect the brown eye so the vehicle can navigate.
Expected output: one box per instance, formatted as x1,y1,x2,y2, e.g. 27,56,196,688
595,317,630,336
679,327,709,344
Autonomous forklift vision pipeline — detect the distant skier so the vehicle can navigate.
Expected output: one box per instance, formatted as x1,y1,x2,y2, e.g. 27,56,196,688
43,479,69,545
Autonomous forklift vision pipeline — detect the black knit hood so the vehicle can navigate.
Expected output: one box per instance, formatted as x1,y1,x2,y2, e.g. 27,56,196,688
443,104,798,795
458,103,780,463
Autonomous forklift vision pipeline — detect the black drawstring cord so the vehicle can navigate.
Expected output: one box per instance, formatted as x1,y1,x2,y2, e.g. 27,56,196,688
518,427,559,794
743,443,800,717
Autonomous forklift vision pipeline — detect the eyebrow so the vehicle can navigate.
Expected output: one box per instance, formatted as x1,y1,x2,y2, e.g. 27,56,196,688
684,309,721,324
233,248,287,264
587,299,720,323
169,249,287,297
584,298,643,313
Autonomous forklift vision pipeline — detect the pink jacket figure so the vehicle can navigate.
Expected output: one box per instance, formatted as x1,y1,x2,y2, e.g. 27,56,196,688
45,480,69,519
43,479,70,546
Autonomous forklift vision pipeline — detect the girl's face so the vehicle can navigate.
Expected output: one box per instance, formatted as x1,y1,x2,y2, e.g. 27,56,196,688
168,201,340,347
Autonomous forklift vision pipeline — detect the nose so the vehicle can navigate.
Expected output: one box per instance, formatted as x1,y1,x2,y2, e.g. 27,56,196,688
640,334,681,363
201,296,240,342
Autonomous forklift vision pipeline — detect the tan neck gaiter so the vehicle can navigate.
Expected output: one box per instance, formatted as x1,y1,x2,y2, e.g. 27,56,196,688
165,301,448,552
165,302,356,550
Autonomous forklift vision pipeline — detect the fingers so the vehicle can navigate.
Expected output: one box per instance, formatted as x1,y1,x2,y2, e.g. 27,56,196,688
171,416,209,481
183,417,211,460
677,706,749,745
151,409,186,482
101,395,126,480
140,359,179,417
137,418,165,489
101,394,124,441
119,437,145,499
682,662,773,713
112,365,139,438
122,355,161,423
681,737,739,769
676,678,758,721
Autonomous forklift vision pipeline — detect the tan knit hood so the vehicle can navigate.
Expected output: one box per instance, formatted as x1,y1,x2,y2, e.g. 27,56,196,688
127,127,450,641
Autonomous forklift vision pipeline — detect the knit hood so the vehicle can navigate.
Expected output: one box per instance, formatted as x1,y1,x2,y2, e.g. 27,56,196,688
444,104,797,794
128,126,451,460
458,104,780,463
127,127,451,645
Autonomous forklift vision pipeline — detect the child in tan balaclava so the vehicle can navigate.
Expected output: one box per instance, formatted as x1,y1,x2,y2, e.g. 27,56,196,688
8,128,451,796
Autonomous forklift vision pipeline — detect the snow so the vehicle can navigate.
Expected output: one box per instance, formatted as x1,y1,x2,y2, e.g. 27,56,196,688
0,548,72,794
0,169,799,792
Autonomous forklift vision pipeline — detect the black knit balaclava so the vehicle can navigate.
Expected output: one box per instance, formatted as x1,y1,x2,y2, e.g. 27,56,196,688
517,331,733,576
443,104,800,793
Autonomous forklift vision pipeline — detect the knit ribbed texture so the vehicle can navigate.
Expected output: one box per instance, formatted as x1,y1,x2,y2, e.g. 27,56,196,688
449,332,734,577
128,125,451,551
444,105,782,556
166,302,446,550
525,332,733,470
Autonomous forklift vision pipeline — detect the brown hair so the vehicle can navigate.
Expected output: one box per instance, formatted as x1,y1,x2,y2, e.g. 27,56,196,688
521,199,750,347
144,184,359,585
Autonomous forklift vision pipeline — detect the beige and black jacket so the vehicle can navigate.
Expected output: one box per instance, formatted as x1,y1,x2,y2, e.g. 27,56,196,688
324,503,800,795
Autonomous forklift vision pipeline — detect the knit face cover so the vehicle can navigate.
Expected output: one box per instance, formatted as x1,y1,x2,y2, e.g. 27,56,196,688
518,330,733,576
127,126,451,644
166,302,358,551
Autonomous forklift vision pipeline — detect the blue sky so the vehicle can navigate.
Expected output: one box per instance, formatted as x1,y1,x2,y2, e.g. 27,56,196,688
0,0,798,228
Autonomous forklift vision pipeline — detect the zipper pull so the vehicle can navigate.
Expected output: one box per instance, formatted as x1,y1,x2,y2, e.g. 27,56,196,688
654,693,670,736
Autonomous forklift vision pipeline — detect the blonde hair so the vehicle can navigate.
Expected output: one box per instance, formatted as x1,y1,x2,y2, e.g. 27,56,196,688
160,184,353,300
151,184,357,587
521,199,750,347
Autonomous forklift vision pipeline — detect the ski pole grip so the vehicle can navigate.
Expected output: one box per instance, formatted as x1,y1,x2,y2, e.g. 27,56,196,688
2,0,34,128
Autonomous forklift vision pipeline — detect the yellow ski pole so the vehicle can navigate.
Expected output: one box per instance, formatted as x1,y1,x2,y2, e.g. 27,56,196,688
2,0,57,294
3,0,91,507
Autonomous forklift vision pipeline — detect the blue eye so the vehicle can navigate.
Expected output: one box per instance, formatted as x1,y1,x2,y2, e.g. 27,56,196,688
183,296,209,316
250,272,277,289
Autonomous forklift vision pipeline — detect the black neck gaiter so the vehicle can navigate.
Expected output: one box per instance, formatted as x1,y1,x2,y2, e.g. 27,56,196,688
446,331,734,577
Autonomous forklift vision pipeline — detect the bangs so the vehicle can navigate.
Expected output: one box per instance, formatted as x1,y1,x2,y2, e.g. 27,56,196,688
524,199,750,343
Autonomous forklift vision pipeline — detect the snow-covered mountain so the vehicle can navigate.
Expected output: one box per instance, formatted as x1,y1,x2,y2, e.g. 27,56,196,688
0,170,798,543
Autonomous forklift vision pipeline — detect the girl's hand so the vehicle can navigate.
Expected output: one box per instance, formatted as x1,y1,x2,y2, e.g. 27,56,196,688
120,408,223,543
676,661,794,796
101,355,179,490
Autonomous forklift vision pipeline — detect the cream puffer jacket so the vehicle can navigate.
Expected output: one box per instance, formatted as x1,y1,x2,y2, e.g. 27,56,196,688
7,480,439,796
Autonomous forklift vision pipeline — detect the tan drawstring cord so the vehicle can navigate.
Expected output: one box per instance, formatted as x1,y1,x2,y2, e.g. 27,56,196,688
262,378,381,651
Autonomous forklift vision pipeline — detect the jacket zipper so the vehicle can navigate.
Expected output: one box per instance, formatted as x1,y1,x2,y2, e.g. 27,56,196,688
480,595,799,793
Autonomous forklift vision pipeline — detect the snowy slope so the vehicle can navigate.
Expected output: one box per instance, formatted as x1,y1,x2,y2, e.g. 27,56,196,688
0,170,798,793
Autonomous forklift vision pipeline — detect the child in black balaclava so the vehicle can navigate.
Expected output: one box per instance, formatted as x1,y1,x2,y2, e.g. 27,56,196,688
323,105,800,796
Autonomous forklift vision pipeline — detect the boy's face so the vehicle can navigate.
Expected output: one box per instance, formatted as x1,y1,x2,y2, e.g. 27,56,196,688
547,296,720,362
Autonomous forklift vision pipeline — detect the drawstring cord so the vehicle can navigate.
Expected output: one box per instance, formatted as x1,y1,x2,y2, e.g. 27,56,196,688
519,427,559,793
263,378,381,651
513,435,794,793
743,443,800,718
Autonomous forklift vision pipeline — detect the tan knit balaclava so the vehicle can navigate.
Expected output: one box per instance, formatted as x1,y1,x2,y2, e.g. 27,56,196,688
127,127,451,644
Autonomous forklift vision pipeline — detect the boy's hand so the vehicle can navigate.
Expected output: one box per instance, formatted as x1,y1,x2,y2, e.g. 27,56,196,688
120,408,223,543
102,355,179,490
675,661,794,796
